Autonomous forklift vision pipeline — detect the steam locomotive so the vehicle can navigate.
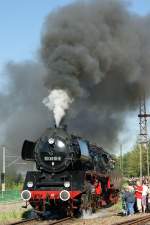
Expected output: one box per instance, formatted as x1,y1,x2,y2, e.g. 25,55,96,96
21,126,121,217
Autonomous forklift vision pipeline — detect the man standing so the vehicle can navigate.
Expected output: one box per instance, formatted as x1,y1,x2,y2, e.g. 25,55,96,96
142,181,148,213
135,180,143,213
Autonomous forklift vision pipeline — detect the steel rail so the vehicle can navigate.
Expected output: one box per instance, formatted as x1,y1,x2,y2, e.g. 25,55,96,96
48,217,72,224
8,218,37,225
8,217,72,225
112,214,150,225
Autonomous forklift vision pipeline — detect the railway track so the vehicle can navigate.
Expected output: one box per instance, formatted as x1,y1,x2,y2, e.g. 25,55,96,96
112,214,150,225
48,217,72,224
8,218,38,225
8,217,72,225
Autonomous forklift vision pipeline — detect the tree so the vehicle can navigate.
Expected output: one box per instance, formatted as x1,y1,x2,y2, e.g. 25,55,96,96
116,144,150,177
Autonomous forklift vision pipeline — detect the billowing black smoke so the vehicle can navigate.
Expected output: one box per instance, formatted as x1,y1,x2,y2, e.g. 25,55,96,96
0,62,50,154
1,0,150,157
40,0,150,148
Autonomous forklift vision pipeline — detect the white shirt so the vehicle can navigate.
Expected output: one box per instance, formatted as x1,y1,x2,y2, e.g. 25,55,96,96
142,184,148,196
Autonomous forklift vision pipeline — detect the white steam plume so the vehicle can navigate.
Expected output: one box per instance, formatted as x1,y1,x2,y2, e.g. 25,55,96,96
43,89,73,127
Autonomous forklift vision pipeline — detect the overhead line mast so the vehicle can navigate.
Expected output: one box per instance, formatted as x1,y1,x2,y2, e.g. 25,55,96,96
138,91,150,179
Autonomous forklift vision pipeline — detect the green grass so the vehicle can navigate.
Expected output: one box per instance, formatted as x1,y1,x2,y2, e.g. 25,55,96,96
0,208,33,224
109,199,122,212
0,209,26,223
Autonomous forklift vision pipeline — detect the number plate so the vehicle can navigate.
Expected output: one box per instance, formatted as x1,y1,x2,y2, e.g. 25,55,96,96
44,156,61,161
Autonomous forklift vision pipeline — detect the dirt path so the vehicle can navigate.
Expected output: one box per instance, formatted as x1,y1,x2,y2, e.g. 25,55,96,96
0,202,149,225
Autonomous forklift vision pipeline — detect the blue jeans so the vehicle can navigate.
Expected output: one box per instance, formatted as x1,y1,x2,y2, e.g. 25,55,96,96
127,202,134,215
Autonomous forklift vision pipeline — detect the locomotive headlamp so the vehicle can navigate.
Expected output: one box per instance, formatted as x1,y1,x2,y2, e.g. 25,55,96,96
27,181,33,188
21,190,31,201
48,138,54,144
56,140,65,148
64,181,70,188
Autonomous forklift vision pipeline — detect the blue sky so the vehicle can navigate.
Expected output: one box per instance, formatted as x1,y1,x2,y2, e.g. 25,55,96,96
0,0,150,154
129,0,150,15
0,0,150,67
0,0,150,68
0,0,74,65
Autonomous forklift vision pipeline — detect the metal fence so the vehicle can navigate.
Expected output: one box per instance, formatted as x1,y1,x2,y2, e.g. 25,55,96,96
0,190,21,203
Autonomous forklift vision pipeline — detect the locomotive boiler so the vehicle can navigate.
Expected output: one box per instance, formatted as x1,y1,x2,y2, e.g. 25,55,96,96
21,126,121,217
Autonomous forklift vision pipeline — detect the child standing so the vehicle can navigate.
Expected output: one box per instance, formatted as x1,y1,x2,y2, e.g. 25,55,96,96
124,186,135,216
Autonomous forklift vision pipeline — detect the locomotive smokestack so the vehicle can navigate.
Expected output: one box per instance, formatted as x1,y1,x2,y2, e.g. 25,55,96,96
54,123,67,131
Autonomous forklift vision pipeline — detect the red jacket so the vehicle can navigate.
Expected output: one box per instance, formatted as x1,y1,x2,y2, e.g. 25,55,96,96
95,182,102,195
107,178,111,189
135,185,143,199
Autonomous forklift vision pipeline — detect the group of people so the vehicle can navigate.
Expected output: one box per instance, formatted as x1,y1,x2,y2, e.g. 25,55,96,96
122,178,150,216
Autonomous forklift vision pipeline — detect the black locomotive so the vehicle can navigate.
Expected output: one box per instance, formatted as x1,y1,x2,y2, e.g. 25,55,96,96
21,126,121,216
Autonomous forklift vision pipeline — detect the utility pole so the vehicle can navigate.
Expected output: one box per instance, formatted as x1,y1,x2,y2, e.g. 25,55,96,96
120,144,123,175
139,143,142,181
1,146,6,193
138,91,150,180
